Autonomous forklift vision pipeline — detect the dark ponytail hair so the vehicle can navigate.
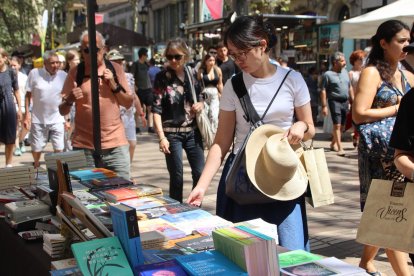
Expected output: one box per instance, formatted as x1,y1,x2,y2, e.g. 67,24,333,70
366,19,409,82
224,15,277,53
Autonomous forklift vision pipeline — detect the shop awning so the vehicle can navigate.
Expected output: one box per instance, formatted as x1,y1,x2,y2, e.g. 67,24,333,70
185,14,327,34
341,0,414,39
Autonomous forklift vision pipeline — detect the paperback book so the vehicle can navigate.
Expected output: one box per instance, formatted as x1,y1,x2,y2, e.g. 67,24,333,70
138,218,187,240
69,168,117,181
71,236,134,276
175,250,248,275
110,203,145,268
135,259,188,276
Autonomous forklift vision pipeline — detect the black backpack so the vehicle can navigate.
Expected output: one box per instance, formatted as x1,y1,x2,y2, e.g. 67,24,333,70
75,59,125,92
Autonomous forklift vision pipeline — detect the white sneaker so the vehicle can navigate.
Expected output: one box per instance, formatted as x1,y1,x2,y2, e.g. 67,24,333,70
20,145,26,153
5,164,13,168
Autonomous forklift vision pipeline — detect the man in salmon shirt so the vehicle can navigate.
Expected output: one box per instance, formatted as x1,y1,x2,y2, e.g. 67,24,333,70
59,31,133,179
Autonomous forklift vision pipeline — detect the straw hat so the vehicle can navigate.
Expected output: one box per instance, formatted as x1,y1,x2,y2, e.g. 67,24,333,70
245,124,308,201
106,49,124,61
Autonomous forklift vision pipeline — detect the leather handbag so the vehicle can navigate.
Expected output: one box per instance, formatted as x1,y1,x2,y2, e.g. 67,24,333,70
225,70,291,205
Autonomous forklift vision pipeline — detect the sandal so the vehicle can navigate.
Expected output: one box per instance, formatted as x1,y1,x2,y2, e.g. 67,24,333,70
366,271,382,276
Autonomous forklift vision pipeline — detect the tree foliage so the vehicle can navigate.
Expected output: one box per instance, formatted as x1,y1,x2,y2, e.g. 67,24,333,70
0,0,67,52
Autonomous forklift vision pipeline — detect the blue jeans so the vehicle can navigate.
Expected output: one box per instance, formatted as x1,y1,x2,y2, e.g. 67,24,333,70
74,145,130,180
164,129,205,202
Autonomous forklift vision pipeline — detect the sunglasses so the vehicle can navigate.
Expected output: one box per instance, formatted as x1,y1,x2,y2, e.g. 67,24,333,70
82,47,101,54
209,51,217,55
166,54,184,61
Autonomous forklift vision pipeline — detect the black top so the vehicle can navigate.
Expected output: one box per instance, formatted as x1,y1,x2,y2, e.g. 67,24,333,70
202,68,219,87
152,67,200,128
389,88,414,151
218,58,237,85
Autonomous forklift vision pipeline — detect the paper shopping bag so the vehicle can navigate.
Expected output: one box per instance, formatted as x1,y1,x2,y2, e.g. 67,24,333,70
356,179,414,253
300,145,334,208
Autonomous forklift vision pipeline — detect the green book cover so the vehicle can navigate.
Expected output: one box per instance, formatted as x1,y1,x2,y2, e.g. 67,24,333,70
71,236,134,276
278,249,323,268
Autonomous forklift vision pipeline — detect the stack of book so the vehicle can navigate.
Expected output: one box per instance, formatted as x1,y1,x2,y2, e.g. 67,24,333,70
94,184,162,202
69,168,117,182
212,225,279,276
43,233,66,259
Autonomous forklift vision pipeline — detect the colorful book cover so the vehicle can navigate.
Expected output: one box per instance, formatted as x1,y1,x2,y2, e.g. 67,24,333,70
142,248,187,264
121,197,165,211
136,203,197,220
110,204,144,269
175,250,248,276
160,209,212,224
69,168,117,181
50,266,82,276
105,188,142,202
175,235,215,252
71,236,134,276
138,218,187,240
135,259,188,276
278,249,323,268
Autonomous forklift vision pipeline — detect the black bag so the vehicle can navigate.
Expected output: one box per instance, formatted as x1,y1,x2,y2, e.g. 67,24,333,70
225,70,292,205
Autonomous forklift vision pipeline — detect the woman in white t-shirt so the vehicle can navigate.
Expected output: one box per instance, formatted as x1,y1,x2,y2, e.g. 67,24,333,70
187,15,315,251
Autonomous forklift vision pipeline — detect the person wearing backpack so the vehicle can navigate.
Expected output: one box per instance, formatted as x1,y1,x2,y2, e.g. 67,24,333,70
59,31,133,180
187,15,315,251
0,48,22,167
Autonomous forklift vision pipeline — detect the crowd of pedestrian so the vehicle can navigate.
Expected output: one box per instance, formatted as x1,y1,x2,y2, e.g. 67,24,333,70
2,16,414,275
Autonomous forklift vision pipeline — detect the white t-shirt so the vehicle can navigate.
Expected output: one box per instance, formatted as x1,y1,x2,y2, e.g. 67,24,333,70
26,68,67,124
220,66,310,152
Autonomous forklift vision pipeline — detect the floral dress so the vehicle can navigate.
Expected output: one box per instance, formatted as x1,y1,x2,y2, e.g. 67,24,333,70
358,72,411,210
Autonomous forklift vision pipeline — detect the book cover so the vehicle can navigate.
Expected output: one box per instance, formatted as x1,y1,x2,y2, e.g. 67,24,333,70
121,197,165,211
278,250,323,268
110,204,145,269
136,203,197,220
71,236,134,276
106,188,142,202
50,266,82,276
69,168,117,181
234,218,278,241
175,250,248,276
135,259,188,276
142,248,187,264
281,257,367,276
175,235,215,252
138,218,187,240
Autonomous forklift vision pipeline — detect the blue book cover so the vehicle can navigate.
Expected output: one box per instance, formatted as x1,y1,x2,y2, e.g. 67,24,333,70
110,204,145,271
71,236,134,276
50,266,82,276
135,259,188,276
175,250,248,276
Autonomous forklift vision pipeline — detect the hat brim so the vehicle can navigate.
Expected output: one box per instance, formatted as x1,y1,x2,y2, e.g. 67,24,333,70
246,124,308,201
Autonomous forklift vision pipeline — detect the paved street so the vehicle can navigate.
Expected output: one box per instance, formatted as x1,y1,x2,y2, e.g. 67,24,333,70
1,126,412,275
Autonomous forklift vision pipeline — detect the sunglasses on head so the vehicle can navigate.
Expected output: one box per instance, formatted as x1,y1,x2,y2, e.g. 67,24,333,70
166,54,184,61
82,47,101,54
209,51,217,55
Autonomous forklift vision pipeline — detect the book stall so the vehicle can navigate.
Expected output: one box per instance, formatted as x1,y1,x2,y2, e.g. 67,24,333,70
0,153,369,276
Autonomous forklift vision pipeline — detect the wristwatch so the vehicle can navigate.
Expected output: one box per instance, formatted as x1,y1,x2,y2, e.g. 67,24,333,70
112,85,122,94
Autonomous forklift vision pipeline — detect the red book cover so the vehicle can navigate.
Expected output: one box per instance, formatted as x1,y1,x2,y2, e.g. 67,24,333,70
105,188,139,202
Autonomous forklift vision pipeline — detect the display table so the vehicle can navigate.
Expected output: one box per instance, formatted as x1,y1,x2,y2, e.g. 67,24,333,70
0,219,51,276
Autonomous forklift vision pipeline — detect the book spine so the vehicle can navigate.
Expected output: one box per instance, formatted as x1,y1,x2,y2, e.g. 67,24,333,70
110,205,144,270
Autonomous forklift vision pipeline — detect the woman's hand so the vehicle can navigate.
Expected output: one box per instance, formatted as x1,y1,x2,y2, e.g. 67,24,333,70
284,121,308,144
159,137,170,154
191,102,204,114
186,185,206,207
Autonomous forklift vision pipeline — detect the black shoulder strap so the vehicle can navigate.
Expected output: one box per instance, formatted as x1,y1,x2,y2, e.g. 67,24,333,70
75,62,85,88
75,60,126,92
